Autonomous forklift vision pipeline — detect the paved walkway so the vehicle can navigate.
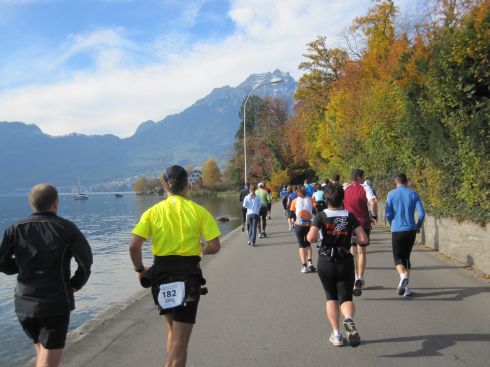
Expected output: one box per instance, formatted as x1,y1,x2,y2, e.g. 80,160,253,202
58,203,490,367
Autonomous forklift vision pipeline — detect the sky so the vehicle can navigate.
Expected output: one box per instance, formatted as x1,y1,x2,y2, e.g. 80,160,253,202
0,0,421,138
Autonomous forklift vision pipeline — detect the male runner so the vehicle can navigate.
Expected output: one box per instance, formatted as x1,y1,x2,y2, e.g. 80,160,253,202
385,173,425,296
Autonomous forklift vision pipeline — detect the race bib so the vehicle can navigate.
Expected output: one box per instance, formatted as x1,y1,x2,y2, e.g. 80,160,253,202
157,281,185,309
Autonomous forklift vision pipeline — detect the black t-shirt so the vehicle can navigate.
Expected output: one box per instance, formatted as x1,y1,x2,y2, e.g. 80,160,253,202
312,209,360,250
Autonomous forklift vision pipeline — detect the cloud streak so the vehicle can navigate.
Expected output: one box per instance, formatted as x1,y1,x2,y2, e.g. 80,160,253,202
0,0,416,138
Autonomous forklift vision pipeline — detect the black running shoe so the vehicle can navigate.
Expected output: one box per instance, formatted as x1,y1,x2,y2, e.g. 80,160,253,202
343,318,361,347
353,278,363,297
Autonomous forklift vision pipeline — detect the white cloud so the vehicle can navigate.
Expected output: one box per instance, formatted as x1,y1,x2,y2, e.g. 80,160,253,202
0,0,416,138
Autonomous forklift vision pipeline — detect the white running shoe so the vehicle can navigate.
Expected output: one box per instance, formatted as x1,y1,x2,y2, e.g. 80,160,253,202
404,286,413,297
329,332,343,347
397,276,409,296
300,266,308,273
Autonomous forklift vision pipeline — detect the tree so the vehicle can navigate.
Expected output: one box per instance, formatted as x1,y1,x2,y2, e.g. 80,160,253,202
202,158,222,188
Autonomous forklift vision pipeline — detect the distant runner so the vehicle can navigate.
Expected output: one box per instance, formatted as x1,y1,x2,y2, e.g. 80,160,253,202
242,185,261,246
290,185,316,273
308,183,368,347
385,173,425,296
239,185,250,232
255,183,270,238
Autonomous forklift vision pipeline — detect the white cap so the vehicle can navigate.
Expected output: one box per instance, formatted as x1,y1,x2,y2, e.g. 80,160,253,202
258,182,264,188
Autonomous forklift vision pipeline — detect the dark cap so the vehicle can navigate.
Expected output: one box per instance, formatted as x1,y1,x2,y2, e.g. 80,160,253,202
163,165,188,182
351,168,364,180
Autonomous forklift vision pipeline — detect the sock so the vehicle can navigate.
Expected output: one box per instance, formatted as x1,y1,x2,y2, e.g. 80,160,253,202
302,263,307,267
307,259,312,264
333,329,341,336
344,316,353,321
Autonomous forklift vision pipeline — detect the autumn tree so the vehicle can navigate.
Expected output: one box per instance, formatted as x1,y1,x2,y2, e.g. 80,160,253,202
202,158,222,188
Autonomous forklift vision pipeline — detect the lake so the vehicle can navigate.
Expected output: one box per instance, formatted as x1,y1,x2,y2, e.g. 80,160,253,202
0,192,241,367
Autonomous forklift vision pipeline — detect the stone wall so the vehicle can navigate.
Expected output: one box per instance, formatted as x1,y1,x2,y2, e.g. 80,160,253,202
378,200,489,276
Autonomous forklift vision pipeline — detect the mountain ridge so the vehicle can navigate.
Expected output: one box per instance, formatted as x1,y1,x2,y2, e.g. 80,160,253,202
0,70,296,191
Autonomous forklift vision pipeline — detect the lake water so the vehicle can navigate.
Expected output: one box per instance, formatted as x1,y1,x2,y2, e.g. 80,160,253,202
0,192,241,367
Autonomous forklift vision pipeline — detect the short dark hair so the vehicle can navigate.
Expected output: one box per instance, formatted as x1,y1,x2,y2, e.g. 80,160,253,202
332,174,340,182
29,184,58,212
163,165,188,194
395,173,408,185
325,183,344,208
351,168,364,181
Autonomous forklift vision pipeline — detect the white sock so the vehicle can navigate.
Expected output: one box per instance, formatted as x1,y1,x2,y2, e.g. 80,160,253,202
333,329,341,336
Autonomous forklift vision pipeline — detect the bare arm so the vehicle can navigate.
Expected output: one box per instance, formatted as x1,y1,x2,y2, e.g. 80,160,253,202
307,226,320,243
369,198,378,223
129,235,145,270
354,226,368,245
202,237,220,255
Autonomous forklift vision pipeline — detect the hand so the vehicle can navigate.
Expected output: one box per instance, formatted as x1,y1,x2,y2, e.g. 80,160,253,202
135,267,148,281
371,218,378,225
416,228,421,233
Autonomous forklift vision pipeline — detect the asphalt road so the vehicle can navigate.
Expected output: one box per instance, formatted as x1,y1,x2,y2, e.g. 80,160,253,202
57,203,490,367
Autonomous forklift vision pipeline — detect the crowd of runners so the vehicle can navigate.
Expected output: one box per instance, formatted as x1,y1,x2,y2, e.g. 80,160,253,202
240,169,425,348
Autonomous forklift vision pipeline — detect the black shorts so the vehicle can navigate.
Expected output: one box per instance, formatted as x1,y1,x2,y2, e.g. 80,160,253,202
259,207,268,220
317,254,355,304
282,197,288,210
351,227,371,247
392,230,417,269
17,313,70,349
288,210,296,220
267,202,272,211
294,225,311,248
159,301,199,324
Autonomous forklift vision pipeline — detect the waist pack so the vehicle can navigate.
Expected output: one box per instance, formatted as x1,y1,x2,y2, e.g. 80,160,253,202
319,247,350,262
140,256,207,309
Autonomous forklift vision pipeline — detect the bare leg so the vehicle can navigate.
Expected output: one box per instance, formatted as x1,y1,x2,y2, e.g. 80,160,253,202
305,246,312,261
350,246,358,277
164,320,194,367
326,301,340,330
339,301,355,319
298,248,306,265
357,246,366,278
35,344,63,367
163,315,174,353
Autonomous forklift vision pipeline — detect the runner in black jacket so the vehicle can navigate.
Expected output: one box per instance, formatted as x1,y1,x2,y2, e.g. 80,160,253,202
0,184,92,367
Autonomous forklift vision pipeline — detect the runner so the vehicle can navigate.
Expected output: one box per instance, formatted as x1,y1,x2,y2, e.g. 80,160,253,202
343,169,376,296
304,178,314,197
242,185,261,246
286,185,299,231
130,165,221,367
0,184,93,367
255,183,270,238
312,183,327,213
290,185,316,273
385,173,425,296
264,182,273,220
307,183,368,347
239,185,250,232
282,185,293,219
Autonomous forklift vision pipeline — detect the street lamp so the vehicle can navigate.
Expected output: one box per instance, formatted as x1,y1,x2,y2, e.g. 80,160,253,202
243,77,283,186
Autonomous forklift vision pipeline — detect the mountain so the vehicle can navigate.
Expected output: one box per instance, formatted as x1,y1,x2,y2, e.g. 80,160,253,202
0,70,296,192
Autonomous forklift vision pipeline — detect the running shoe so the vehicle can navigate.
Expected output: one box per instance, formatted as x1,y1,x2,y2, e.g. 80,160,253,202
258,233,263,238
300,266,308,273
247,241,251,246
329,332,343,347
343,318,361,347
397,276,409,296
251,243,256,247
353,278,363,297
308,263,317,272
241,225,245,232
404,286,413,297
288,226,292,231
267,215,271,220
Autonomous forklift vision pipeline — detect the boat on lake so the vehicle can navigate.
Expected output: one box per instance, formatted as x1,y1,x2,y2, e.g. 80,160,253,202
73,178,88,200
115,193,123,198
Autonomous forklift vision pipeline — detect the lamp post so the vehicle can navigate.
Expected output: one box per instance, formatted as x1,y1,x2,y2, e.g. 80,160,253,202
243,77,283,186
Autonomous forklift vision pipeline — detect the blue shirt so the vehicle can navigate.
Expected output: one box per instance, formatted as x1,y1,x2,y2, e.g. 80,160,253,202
304,184,314,197
243,194,262,216
385,185,425,232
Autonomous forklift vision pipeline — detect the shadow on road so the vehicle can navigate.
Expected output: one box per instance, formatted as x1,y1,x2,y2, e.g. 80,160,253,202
364,286,490,301
363,333,490,358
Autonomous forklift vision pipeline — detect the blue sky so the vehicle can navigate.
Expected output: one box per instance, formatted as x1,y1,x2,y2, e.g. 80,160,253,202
0,0,420,137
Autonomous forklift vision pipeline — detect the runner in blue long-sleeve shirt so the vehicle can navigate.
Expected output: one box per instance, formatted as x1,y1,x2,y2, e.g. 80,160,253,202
385,173,425,297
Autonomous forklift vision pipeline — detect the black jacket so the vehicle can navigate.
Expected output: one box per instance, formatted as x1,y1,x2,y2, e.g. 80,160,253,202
0,212,93,317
